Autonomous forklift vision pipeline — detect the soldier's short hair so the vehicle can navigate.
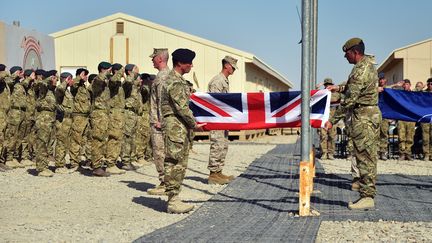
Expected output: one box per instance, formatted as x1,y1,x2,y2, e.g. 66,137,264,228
0,64,6,71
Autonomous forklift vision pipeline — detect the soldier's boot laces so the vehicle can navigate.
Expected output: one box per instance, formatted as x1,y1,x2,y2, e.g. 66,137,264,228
348,197,374,210
167,195,194,214
55,166,73,174
208,171,230,185
6,159,25,169
21,159,35,167
106,165,126,175
38,169,54,177
147,183,167,195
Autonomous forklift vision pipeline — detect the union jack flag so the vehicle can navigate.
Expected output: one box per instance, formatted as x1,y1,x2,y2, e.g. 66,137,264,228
189,90,331,130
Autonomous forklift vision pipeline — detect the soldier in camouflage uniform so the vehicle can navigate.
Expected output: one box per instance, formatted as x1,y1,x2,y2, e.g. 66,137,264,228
135,73,152,167
207,56,238,185
147,48,170,195
326,38,381,210
19,69,37,166
33,70,58,177
318,78,340,160
0,64,11,171
377,73,390,160
106,64,126,175
89,62,113,177
161,48,204,213
69,68,91,170
397,79,415,161
53,72,76,174
121,64,141,170
421,78,432,161
3,66,27,169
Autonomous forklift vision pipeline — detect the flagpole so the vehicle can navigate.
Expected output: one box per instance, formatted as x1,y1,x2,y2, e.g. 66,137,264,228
299,0,312,216
311,0,318,148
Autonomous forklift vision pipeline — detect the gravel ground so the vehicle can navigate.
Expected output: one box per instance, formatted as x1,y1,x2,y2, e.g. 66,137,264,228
0,136,282,243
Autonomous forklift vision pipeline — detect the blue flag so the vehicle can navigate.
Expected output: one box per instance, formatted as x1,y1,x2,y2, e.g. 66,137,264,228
379,88,432,123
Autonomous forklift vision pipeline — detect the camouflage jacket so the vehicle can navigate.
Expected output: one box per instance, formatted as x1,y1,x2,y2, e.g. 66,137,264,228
35,78,56,112
0,71,11,111
109,70,125,110
160,69,196,129
71,77,91,114
91,73,110,111
22,77,36,117
150,67,170,124
55,80,74,114
123,73,141,113
8,74,28,110
330,55,378,124
208,72,229,93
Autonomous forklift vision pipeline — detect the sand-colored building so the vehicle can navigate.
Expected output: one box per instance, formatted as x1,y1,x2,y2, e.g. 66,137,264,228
50,13,292,92
378,38,432,85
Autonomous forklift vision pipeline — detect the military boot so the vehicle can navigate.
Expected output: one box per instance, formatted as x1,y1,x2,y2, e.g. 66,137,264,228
55,166,73,174
121,163,136,171
219,171,234,181
106,165,126,175
21,159,35,167
92,168,110,177
167,195,194,214
327,153,335,160
38,169,54,177
406,153,413,161
0,163,12,172
136,158,152,167
147,183,167,195
379,152,388,161
348,197,374,210
5,159,25,169
208,171,230,185
422,154,430,161
399,154,406,160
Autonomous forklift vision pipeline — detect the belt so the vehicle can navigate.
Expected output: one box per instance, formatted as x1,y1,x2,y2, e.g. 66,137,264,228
11,106,26,111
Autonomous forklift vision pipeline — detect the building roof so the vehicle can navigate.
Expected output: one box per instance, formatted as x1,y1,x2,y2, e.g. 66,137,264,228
50,12,293,88
378,38,432,72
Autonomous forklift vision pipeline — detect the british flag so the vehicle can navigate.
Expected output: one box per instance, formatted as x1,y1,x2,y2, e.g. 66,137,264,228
189,89,331,130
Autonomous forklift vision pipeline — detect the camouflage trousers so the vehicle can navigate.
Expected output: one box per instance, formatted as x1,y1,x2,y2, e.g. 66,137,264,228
421,123,431,156
69,115,89,166
54,117,72,167
319,127,336,155
121,110,138,164
90,110,109,169
350,106,381,198
164,117,190,197
34,111,56,172
19,114,35,161
208,130,228,173
379,119,389,154
398,121,415,155
3,108,25,161
135,113,151,161
0,109,7,162
151,126,165,182
106,108,125,164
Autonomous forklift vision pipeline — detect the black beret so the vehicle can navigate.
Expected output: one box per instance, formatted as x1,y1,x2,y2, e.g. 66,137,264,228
76,68,89,76
98,61,111,70
24,69,34,77
378,72,385,79
403,79,411,84
0,64,6,72
88,74,97,82
9,66,23,74
140,73,156,81
60,72,72,79
47,70,58,77
172,48,196,64
125,64,135,72
112,63,123,72
427,78,432,84
35,69,46,76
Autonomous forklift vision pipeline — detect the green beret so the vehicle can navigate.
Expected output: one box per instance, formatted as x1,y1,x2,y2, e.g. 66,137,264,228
98,61,111,70
323,78,333,85
88,74,97,82
9,66,22,74
172,48,196,64
60,72,72,79
342,37,363,52
24,69,34,77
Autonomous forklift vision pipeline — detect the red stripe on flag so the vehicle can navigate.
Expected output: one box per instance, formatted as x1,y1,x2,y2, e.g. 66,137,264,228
247,93,265,127
190,94,231,117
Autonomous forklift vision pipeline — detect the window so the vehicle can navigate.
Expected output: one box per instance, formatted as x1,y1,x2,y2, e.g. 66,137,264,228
116,22,124,34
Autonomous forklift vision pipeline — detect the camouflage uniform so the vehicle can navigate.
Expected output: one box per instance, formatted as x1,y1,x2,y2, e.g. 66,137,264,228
34,78,57,172
421,88,432,160
121,73,140,165
161,69,197,197
150,66,170,182
69,77,91,167
106,70,125,166
397,121,415,159
4,74,27,163
90,73,111,169
207,73,230,172
135,83,151,163
0,71,11,163
20,78,36,162
319,92,340,159
331,55,381,199
54,80,74,167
